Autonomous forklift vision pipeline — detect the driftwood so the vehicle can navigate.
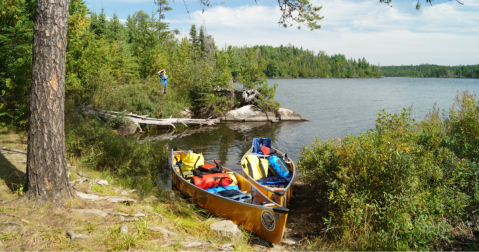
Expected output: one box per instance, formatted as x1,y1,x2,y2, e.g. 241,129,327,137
81,106,219,129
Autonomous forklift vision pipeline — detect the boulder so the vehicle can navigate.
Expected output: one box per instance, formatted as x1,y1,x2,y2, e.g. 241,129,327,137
276,108,306,121
116,122,138,136
222,105,277,122
210,220,244,240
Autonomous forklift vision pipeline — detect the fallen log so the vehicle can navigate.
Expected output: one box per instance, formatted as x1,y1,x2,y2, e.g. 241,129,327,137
81,106,220,130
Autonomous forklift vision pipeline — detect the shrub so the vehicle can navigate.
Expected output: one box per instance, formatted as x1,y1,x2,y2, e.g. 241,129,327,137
298,93,479,250
65,110,169,190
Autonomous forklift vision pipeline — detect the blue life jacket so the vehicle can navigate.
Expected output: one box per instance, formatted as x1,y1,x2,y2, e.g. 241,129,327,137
205,185,239,193
269,155,291,179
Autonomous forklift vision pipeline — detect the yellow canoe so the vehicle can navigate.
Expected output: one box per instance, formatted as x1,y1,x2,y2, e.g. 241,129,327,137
171,148,289,244
240,146,296,208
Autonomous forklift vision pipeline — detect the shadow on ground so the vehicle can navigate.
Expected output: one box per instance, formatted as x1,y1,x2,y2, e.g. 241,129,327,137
0,151,26,196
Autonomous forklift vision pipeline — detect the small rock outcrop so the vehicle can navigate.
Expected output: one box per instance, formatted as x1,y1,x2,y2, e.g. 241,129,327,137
221,105,305,122
277,108,306,121
210,220,244,240
221,105,278,122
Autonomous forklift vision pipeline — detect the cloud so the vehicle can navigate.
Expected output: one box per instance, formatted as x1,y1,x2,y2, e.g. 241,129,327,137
169,0,479,65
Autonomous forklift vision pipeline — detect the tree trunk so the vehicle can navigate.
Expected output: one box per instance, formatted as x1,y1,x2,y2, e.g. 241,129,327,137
26,0,72,202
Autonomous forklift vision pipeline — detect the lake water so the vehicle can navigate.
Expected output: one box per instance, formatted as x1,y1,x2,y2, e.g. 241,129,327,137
156,77,479,174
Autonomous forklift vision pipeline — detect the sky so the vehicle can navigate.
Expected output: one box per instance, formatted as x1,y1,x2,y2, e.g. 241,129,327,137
85,0,479,66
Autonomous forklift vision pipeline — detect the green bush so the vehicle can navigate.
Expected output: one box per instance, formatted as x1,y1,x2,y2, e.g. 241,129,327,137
65,110,169,190
298,92,479,250
98,77,184,119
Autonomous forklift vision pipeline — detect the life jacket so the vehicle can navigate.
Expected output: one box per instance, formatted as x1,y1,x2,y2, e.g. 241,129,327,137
269,155,291,179
241,155,269,180
205,185,239,193
192,160,223,177
192,173,232,190
181,152,204,173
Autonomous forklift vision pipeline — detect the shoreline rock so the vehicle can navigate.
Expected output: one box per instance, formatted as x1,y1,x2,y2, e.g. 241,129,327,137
220,105,305,122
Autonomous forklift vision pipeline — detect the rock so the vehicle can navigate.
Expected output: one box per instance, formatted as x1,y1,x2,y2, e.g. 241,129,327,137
222,105,273,122
110,212,129,217
106,196,136,204
119,216,125,222
281,238,296,246
75,190,101,201
96,180,109,186
180,240,211,248
66,230,89,242
133,213,145,218
70,209,108,217
181,108,192,118
269,245,289,252
276,108,306,121
251,237,272,248
147,226,177,237
120,190,128,196
120,224,128,235
210,220,244,240
251,245,267,251
116,122,138,136
221,243,235,250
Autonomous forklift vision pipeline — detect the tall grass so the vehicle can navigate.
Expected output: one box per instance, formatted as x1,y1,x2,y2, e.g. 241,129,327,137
298,91,479,250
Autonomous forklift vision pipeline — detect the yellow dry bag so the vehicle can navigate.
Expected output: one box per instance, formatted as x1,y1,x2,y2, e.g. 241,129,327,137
241,155,269,180
181,152,204,172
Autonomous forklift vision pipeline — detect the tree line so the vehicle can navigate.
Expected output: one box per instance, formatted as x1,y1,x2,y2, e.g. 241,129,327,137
225,45,384,79
1,0,383,130
381,64,479,78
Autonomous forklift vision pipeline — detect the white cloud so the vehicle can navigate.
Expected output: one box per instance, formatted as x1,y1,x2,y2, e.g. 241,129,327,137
170,0,479,65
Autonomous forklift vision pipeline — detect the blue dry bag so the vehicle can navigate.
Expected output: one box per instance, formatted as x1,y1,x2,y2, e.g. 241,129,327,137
269,155,291,179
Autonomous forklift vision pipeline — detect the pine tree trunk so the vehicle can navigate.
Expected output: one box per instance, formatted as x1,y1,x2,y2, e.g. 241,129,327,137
26,0,72,202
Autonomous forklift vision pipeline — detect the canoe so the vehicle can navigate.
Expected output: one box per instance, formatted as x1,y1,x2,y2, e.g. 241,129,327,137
171,148,289,244
240,138,296,207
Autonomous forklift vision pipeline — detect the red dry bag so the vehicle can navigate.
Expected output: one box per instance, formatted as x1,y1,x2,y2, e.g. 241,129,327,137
192,173,232,190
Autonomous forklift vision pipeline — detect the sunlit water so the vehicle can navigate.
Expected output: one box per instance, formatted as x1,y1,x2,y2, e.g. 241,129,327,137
150,77,479,179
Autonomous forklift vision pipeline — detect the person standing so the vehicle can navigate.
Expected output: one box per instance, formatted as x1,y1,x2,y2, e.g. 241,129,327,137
158,69,168,94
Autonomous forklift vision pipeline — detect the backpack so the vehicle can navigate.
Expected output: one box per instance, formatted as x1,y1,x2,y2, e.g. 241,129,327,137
192,160,223,176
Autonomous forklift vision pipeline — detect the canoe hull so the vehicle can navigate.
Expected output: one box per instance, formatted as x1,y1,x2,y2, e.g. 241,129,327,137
171,149,288,244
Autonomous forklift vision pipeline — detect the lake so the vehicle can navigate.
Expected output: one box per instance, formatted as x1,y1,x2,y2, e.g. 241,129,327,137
156,77,479,174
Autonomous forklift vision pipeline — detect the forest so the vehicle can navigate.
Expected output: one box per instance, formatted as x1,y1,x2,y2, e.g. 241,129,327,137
381,64,479,78
0,0,385,130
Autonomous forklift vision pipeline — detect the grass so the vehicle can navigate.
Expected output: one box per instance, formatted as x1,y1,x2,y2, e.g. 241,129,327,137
0,129,253,251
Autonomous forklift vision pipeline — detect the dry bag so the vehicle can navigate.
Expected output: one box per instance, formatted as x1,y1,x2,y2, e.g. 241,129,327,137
192,173,232,190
